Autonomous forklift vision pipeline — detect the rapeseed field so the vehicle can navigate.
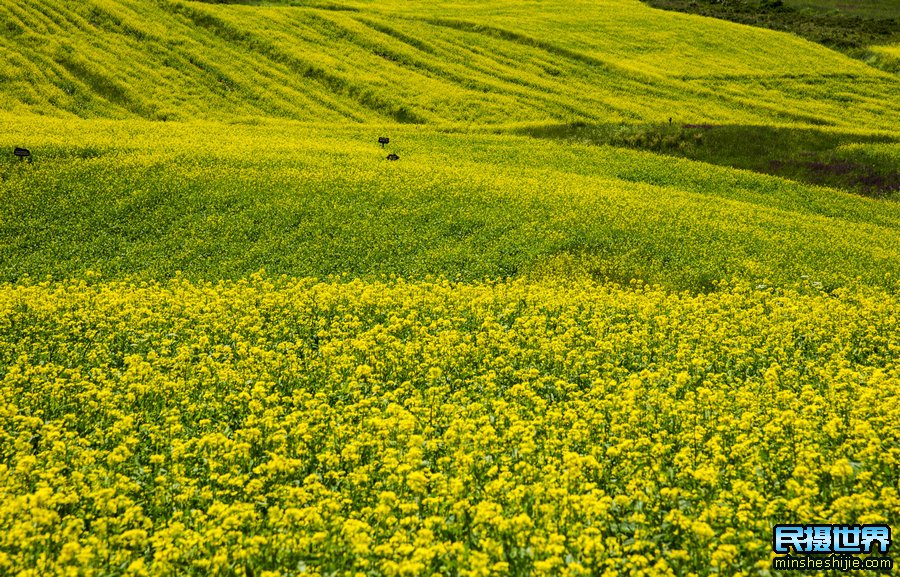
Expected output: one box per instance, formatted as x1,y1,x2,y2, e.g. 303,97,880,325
2,0,899,129
2,0,899,575
2,276,899,576
3,117,900,288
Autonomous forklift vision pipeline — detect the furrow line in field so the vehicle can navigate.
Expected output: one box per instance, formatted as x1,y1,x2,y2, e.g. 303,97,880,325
158,0,417,123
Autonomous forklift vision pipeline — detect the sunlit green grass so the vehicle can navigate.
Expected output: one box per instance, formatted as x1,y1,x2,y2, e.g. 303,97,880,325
1,0,898,129
3,117,900,292
1,3,900,577
1,1,898,294
644,0,900,72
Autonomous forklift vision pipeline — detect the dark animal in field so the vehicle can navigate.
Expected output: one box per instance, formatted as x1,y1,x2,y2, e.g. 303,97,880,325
378,136,390,147
14,147,31,159
386,153,399,161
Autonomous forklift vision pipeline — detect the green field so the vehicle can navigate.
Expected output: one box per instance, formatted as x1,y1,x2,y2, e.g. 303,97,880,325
644,0,900,71
2,0,899,127
2,1,899,576
3,117,900,291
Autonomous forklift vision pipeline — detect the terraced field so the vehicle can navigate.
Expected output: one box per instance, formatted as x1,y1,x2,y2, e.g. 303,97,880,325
1,1,899,576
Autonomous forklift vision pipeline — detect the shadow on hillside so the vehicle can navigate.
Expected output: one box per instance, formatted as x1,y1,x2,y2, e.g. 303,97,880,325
641,0,900,73
516,123,900,198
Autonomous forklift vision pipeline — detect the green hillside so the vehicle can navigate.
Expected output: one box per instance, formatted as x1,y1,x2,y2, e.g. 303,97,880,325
2,116,900,291
1,0,899,128
1,0,899,289
644,0,900,59
2,2,900,577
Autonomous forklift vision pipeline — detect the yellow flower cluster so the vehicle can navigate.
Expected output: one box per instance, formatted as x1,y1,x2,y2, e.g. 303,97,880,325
1,275,898,576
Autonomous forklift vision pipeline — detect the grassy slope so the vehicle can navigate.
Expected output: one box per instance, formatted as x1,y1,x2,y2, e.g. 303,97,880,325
0,0,898,291
643,0,900,72
0,0,898,129
519,123,900,197
869,43,900,72
3,117,900,292
3,4,900,576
